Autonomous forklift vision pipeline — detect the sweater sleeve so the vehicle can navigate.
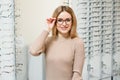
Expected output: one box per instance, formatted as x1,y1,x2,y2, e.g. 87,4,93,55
72,38,85,79
29,30,49,56
38,30,49,52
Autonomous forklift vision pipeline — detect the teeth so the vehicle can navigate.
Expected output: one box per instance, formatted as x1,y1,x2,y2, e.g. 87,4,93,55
61,27,67,30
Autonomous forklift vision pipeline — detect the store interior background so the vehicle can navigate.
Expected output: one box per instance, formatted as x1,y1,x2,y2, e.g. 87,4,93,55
0,0,120,80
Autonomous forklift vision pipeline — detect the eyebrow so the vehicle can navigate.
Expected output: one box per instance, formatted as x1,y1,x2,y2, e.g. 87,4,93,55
57,18,72,19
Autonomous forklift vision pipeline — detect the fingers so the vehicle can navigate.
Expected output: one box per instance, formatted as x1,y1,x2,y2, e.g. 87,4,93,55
46,18,56,31
46,18,56,23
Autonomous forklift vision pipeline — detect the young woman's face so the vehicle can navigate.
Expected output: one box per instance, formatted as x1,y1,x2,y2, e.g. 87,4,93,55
56,11,72,35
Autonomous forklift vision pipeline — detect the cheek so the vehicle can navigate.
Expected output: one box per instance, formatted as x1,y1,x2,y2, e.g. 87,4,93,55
67,24,72,30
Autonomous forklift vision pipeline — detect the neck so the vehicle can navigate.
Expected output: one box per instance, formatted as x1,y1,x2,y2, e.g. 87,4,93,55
58,32,70,39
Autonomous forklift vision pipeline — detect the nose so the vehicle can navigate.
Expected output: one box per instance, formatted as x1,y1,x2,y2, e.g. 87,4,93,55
62,21,66,25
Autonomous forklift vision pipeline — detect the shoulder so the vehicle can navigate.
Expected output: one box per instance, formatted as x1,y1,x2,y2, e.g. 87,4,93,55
72,37,84,50
73,37,84,45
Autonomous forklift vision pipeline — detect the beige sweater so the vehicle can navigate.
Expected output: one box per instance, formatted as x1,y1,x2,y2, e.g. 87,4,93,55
30,30,85,80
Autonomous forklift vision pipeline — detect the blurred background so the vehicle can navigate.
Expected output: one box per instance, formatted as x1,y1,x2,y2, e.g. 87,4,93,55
0,0,120,80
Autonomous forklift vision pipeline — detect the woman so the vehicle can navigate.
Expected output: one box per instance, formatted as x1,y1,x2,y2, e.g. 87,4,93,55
29,5,85,80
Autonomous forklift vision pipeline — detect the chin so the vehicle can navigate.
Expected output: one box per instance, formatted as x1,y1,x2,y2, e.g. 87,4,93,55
59,30,70,34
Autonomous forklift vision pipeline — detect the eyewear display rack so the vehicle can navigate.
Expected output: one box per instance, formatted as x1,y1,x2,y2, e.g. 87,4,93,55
0,0,16,80
72,0,120,80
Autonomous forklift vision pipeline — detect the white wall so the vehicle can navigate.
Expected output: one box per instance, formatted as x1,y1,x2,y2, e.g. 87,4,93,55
15,0,120,80
19,0,63,80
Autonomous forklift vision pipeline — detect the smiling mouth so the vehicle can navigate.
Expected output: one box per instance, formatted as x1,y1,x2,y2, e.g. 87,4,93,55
60,27,69,30
61,27,67,30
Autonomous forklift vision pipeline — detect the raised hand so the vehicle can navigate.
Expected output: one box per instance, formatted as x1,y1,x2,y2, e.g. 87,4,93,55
46,18,56,32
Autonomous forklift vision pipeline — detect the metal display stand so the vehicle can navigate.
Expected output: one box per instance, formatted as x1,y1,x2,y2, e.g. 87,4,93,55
71,0,120,80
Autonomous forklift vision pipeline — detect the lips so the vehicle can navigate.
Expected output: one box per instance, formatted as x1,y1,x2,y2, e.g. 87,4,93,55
60,27,69,31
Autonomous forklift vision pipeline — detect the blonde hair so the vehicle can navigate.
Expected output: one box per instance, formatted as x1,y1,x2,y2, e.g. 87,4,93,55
52,5,77,39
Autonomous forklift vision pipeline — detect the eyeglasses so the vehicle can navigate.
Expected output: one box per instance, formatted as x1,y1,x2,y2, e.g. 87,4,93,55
57,18,72,25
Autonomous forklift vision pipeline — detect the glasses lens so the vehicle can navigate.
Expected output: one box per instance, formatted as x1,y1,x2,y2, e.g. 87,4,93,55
65,18,71,24
57,19,63,24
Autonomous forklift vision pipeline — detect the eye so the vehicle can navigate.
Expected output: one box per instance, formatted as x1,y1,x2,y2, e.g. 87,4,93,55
66,18,71,22
57,19,63,22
